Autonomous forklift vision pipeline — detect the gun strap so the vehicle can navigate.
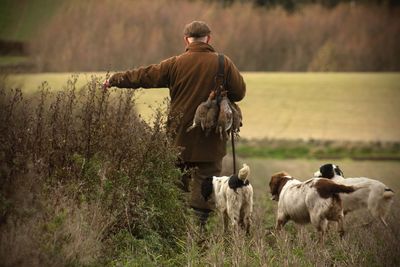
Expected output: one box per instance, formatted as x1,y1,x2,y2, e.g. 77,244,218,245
217,53,237,175
216,53,225,95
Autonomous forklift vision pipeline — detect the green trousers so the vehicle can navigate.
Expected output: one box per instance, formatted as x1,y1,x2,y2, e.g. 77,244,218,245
178,161,222,211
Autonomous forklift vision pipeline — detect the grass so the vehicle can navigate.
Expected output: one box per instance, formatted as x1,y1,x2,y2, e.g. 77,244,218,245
0,56,30,66
1,75,400,266
239,72,400,142
7,72,400,143
231,157,400,192
201,156,400,266
194,200,400,266
236,138,400,160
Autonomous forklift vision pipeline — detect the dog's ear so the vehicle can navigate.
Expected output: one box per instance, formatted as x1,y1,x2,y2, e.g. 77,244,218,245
270,172,291,201
269,176,279,196
201,177,214,201
269,172,285,196
334,165,344,177
319,164,335,179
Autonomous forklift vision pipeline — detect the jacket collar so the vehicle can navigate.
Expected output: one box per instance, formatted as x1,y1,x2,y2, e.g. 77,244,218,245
185,41,215,53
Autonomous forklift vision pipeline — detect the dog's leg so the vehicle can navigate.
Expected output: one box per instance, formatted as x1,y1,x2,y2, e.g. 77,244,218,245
225,191,241,234
368,195,392,228
223,210,229,233
337,215,345,238
239,211,252,235
244,214,252,236
327,221,339,234
311,214,328,243
317,220,328,243
227,203,240,234
379,216,389,227
240,201,252,236
376,201,392,228
275,208,289,231
275,215,288,231
318,229,325,243
228,210,240,233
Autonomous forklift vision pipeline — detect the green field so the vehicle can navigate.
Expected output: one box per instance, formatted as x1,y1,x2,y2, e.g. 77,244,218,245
8,72,400,142
228,158,400,190
241,72,400,141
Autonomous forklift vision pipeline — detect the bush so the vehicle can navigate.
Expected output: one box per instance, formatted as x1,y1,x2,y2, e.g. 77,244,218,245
0,75,189,266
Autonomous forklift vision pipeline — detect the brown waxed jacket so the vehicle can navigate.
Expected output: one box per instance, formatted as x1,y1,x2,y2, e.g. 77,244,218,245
109,42,246,162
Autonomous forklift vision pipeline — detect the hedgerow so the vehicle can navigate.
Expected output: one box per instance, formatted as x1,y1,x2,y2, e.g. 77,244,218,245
0,75,189,266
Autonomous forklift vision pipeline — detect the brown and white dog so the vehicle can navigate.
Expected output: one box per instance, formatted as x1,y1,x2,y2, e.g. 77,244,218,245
269,172,357,238
202,164,253,234
314,163,394,226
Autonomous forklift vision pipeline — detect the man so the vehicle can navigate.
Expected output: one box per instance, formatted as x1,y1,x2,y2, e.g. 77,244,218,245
104,21,246,225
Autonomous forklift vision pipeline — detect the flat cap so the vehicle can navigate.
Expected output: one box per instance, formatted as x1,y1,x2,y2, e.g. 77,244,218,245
183,21,211,38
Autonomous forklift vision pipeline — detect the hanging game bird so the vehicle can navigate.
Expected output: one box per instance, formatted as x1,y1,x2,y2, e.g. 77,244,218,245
216,91,233,140
204,93,219,136
186,90,218,134
230,101,242,135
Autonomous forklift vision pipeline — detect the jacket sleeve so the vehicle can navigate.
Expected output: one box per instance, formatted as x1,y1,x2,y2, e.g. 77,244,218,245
225,56,246,102
109,57,176,89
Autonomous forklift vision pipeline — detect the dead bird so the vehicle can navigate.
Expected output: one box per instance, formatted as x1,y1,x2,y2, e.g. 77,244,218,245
230,101,242,135
204,94,219,136
187,90,217,133
216,91,233,140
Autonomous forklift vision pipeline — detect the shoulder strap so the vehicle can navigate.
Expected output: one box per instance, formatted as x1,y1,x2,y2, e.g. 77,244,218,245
217,53,237,175
216,53,225,95
217,53,224,78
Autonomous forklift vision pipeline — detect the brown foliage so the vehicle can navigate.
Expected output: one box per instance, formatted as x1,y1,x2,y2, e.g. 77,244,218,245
0,75,188,266
30,1,400,71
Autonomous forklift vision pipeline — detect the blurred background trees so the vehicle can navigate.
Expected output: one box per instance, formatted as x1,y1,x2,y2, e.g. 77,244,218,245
220,0,400,10
0,0,399,72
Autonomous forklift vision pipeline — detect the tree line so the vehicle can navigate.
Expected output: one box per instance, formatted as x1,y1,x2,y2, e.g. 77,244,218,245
30,0,400,72
212,0,400,11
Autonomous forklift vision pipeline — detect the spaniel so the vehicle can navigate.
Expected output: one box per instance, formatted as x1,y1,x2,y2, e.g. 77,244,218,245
269,172,357,238
201,164,253,234
314,163,394,227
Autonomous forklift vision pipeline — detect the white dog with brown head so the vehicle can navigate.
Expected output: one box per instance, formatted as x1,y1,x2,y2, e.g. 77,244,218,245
269,171,357,239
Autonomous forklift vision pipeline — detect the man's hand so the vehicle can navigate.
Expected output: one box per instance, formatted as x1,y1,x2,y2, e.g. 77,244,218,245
103,79,111,89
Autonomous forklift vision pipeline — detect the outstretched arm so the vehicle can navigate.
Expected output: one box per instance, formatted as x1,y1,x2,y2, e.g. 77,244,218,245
104,57,176,89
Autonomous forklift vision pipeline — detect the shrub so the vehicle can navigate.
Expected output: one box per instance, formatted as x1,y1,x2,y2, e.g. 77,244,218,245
0,75,188,266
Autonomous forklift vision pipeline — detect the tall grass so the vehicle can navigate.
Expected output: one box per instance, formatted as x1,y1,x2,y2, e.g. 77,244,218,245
182,186,400,266
0,74,189,266
29,0,400,72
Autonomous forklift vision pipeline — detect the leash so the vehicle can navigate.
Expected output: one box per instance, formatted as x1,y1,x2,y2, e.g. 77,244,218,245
217,53,237,175
231,129,237,174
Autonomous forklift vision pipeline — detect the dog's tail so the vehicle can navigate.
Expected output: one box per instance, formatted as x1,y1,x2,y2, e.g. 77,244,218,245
383,188,394,199
238,163,250,182
186,123,196,132
333,183,356,194
314,179,356,198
